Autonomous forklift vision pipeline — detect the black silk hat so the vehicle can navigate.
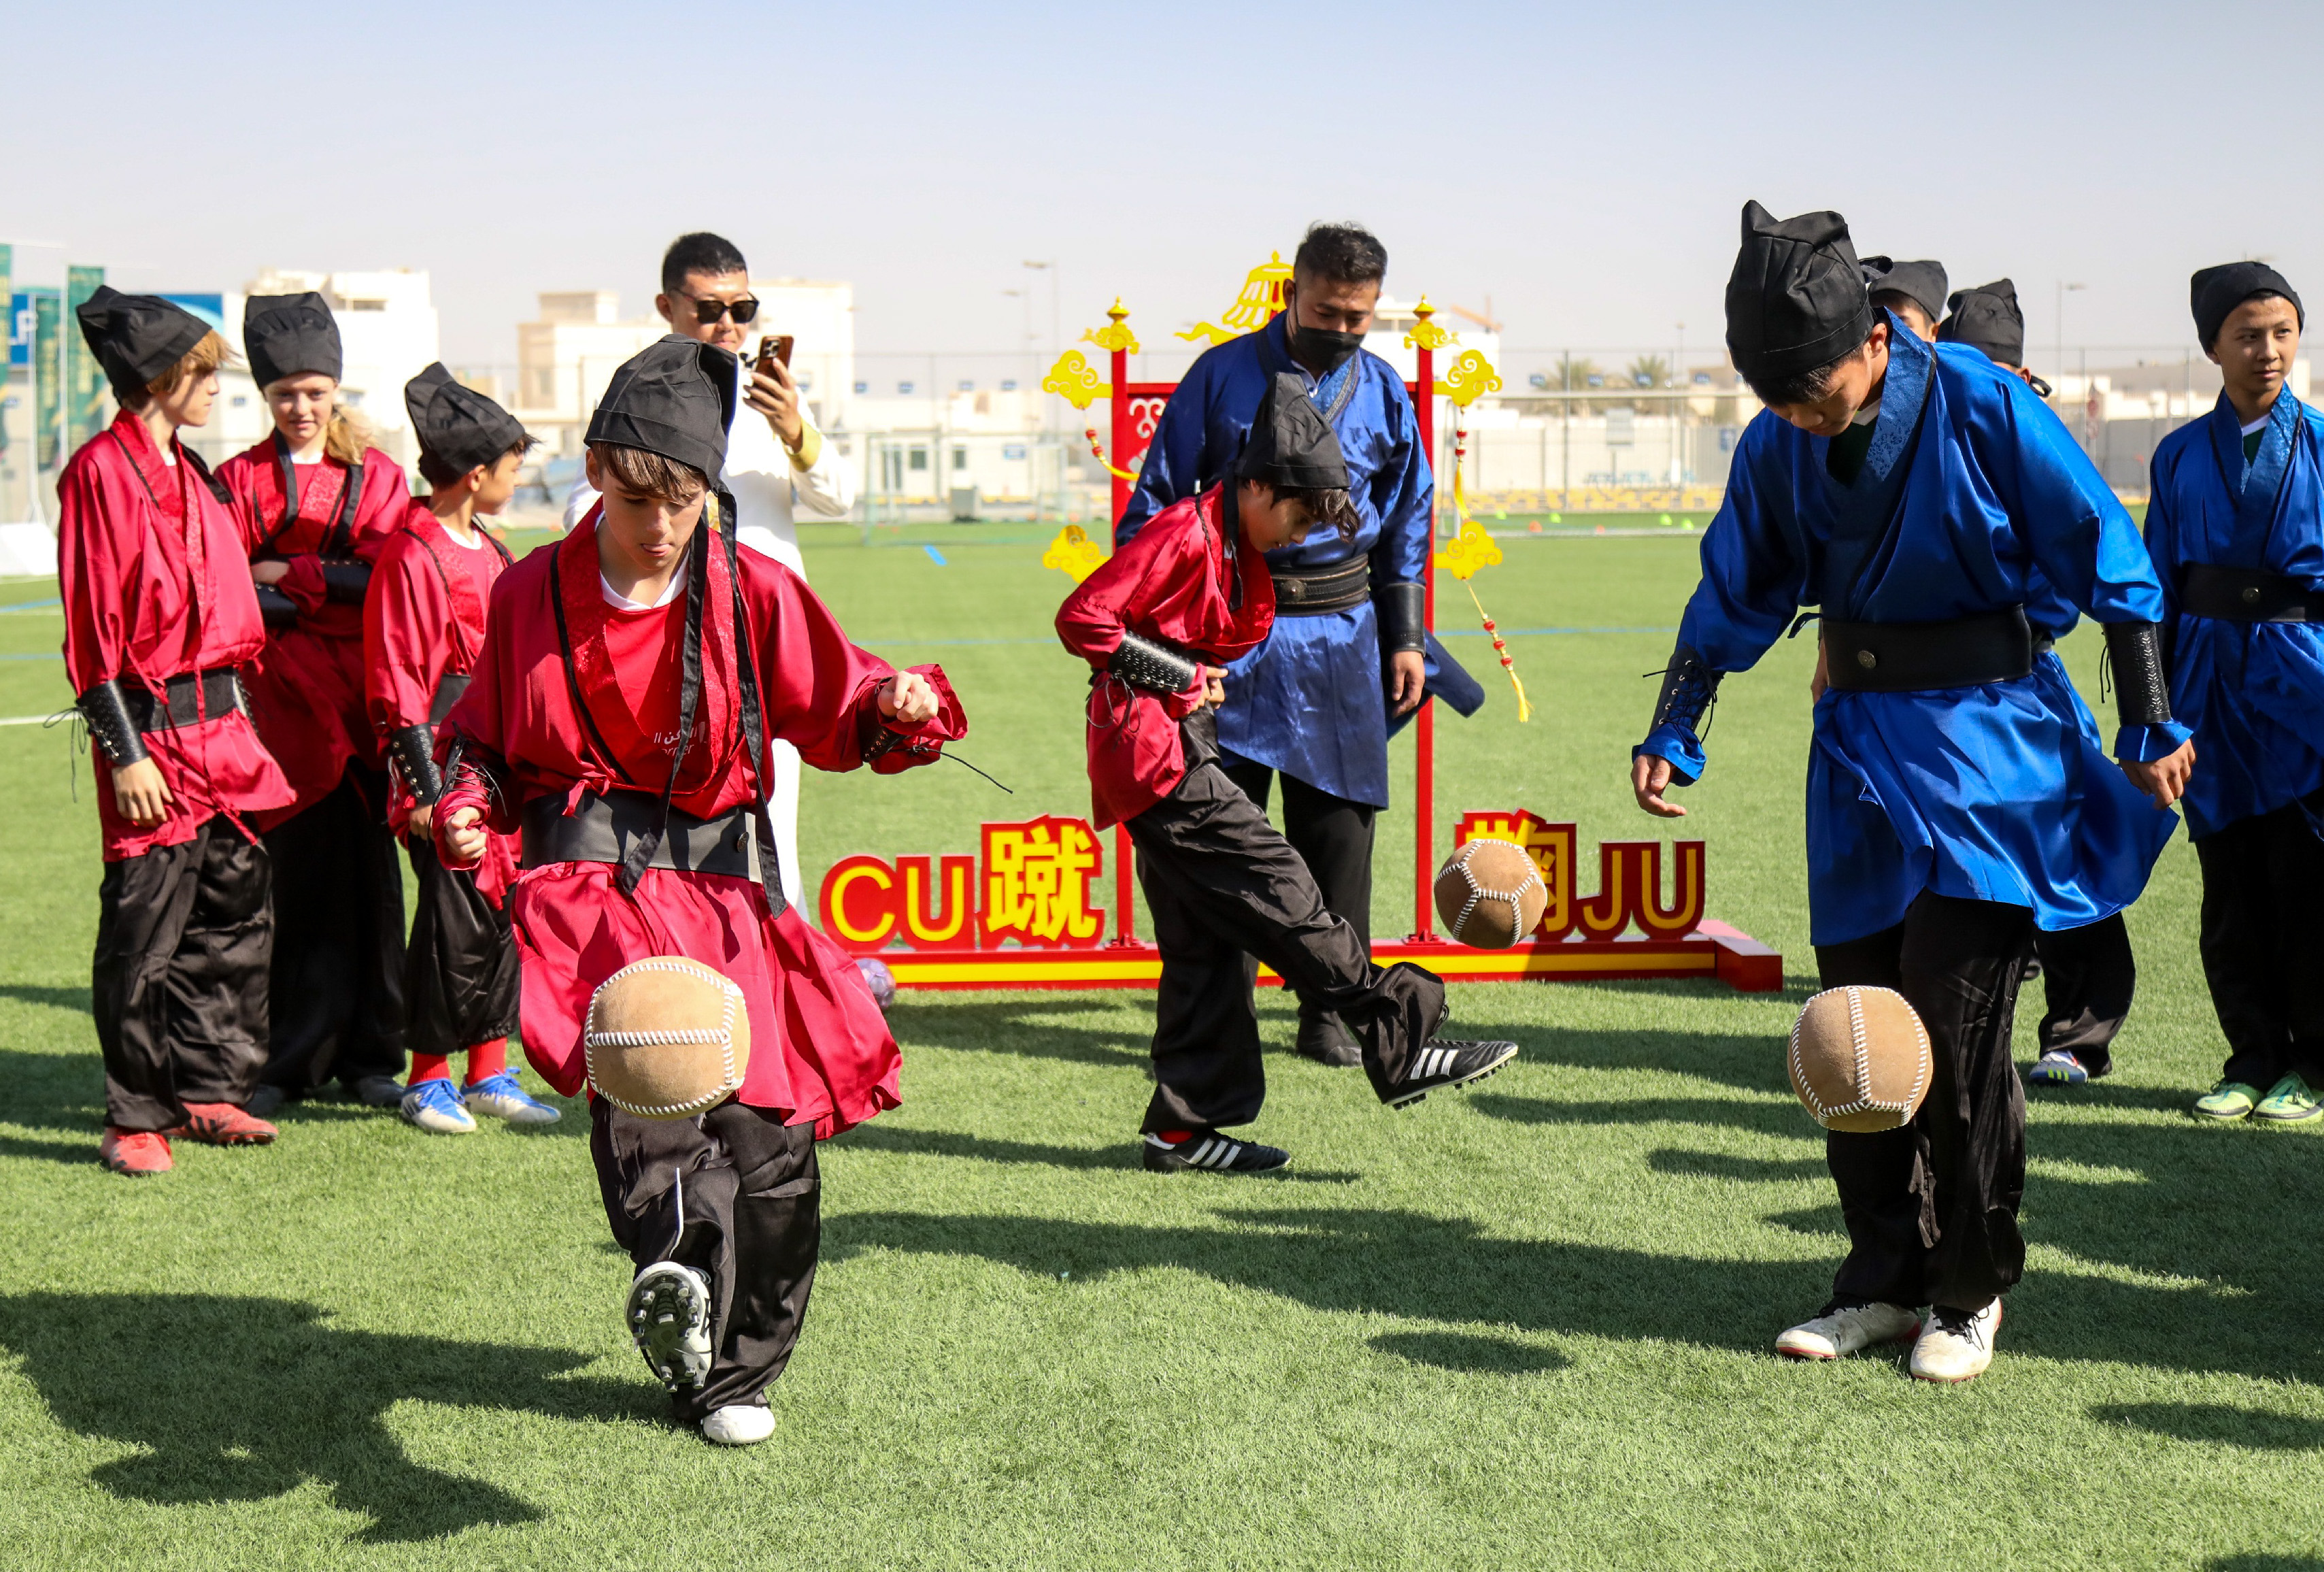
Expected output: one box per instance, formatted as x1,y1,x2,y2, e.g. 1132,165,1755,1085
243,292,343,388
1725,201,1873,384
1937,279,2026,367
406,363,528,475
75,286,212,401
1860,256,1950,326
1236,371,1351,492
2191,261,2304,350
585,334,735,480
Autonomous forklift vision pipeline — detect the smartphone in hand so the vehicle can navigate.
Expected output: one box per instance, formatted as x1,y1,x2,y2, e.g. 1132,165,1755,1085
755,334,794,375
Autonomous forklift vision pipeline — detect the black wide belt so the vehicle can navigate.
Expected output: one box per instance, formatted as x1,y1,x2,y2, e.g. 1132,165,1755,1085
521,790,769,890
2180,563,2322,623
1270,558,1369,616
428,672,471,725
121,669,243,732
1824,607,2037,692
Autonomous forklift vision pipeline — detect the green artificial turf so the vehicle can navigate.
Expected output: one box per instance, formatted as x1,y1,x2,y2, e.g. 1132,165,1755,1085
1,531,2320,1571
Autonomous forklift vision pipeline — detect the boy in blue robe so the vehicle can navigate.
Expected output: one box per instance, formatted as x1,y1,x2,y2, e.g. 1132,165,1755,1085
2143,263,2324,1124
1119,222,1479,1069
1934,280,2142,1089
1632,203,2192,1383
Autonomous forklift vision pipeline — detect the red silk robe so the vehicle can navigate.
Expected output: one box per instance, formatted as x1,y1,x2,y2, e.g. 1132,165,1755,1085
1054,484,1275,828
435,509,964,1135
58,412,292,860
216,438,410,826
362,501,518,903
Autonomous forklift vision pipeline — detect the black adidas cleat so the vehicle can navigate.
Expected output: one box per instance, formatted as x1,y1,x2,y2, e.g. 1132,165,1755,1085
1141,1130,1291,1173
627,1261,713,1394
1387,1039,1519,1109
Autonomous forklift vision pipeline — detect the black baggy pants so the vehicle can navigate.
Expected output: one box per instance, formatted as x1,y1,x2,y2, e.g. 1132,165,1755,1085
92,815,273,1132
1222,758,1377,1039
590,1097,820,1422
2195,802,2324,1088
1126,720,1443,1133
260,764,407,1092
2030,912,2136,1071
403,837,521,1059
1814,890,2032,1314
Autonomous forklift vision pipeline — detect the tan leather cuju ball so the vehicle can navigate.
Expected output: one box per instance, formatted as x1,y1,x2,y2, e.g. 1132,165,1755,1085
1787,985,1932,1133
584,956,752,1118
1434,838,1549,949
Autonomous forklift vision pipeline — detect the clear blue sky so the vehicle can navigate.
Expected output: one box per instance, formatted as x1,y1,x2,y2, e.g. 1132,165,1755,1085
9,0,2314,375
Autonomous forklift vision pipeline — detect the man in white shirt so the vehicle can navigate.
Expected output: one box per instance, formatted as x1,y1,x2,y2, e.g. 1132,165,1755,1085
564,232,856,907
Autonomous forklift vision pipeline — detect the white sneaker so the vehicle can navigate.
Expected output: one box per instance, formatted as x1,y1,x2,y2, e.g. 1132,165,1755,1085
626,1262,713,1393
1909,1299,2002,1383
1774,1301,1921,1360
700,1403,775,1446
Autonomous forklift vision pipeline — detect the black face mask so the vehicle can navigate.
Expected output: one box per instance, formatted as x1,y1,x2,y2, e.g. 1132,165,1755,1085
1287,321,1365,377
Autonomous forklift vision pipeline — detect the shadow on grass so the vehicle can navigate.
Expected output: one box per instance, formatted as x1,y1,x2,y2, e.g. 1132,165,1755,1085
1645,1148,1823,1184
0,1131,90,1165
1478,1085,2324,1311
827,1205,2324,1385
1472,1090,1808,1139
827,1122,1360,1182
0,1293,653,1542
1370,1331,1570,1374
2210,1558,2324,1570
883,997,1151,1069
2097,1402,2324,1452
0,984,90,1016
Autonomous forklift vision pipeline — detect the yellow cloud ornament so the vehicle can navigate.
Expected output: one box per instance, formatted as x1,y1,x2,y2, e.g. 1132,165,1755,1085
1043,524,1107,585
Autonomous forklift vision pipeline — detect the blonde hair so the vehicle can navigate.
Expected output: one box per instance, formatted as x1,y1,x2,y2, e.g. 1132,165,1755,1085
324,403,374,465
265,372,376,463
133,331,231,407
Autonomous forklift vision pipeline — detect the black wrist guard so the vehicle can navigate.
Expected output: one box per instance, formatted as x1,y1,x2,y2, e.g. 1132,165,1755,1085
1107,631,1200,694
254,582,300,629
320,560,371,604
2105,620,2174,727
388,724,443,805
78,679,150,768
1375,581,1426,654
1650,642,1722,734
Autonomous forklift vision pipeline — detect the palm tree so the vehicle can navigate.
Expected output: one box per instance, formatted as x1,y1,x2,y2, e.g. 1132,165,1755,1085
1626,354,1671,391
1546,355,1598,416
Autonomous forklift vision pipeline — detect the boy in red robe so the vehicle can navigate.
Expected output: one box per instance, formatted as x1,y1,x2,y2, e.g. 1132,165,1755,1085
363,364,558,1135
63,288,295,1174
1056,373,1517,1173
433,335,963,1445
218,293,413,1114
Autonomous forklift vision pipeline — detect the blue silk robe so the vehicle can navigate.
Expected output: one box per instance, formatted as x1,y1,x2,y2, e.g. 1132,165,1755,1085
1119,315,1466,807
2144,388,2324,839
1638,319,2189,946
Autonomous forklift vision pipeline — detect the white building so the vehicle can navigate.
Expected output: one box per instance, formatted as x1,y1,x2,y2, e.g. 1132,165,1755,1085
221,268,441,471
511,279,856,459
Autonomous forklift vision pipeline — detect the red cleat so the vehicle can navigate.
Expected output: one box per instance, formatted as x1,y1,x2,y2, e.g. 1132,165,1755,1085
169,1103,279,1146
99,1128,173,1175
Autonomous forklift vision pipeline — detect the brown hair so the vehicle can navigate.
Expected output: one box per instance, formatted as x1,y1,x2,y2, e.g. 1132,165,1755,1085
1276,483,1360,541
592,441,707,504
418,433,539,490
131,331,232,409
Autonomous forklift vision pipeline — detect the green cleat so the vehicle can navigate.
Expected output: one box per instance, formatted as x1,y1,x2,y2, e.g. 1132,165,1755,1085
2194,1080,2262,1121
2255,1074,2324,1123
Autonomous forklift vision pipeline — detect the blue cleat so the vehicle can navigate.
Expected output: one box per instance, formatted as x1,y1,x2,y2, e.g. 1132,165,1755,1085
462,1071,562,1126
401,1077,478,1135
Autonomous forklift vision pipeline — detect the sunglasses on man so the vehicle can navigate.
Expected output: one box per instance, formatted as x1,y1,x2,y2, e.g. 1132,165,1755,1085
678,293,759,325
